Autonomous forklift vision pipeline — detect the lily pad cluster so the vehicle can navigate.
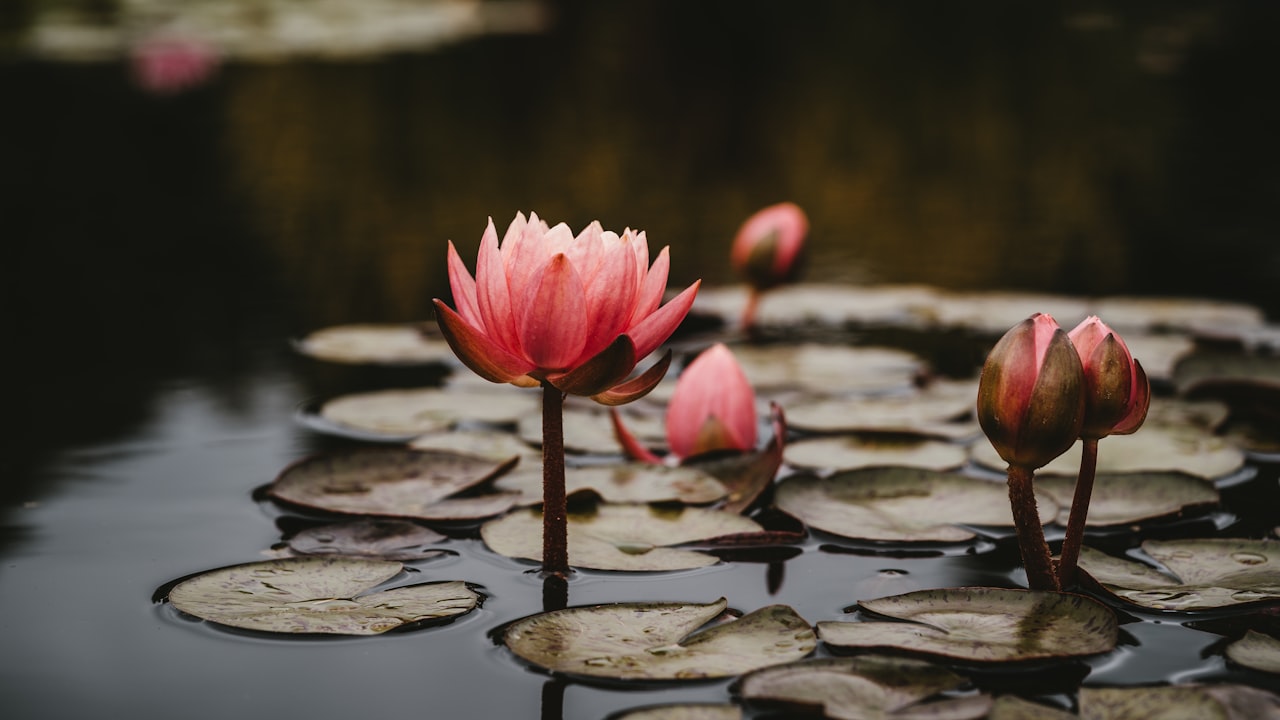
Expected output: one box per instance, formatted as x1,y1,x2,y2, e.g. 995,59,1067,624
160,284,1280,718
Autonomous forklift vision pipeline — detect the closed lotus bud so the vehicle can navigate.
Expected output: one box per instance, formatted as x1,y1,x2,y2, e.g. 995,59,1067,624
977,314,1086,470
665,343,758,459
731,202,808,291
1068,316,1151,439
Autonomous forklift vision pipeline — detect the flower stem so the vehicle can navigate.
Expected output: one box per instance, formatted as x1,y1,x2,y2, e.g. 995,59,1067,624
1057,437,1099,589
740,289,761,336
541,383,569,578
1007,465,1060,591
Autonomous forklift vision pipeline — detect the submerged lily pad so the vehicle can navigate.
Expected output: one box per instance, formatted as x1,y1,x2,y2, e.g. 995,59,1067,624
502,598,815,680
167,557,480,635
494,464,727,506
785,379,978,438
294,323,455,365
1226,630,1280,674
774,468,1056,542
784,437,969,473
318,386,539,438
278,519,448,561
731,344,925,395
480,504,763,571
267,449,520,521
1078,684,1280,720
736,655,990,720
817,587,1118,663
1078,539,1280,611
970,425,1245,480
1034,472,1218,527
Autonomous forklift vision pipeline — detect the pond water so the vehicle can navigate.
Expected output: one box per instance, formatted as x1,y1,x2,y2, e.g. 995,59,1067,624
3,2,1280,719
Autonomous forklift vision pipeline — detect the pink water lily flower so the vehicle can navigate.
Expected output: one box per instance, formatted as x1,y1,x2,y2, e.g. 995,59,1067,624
434,212,700,404
613,343,758,463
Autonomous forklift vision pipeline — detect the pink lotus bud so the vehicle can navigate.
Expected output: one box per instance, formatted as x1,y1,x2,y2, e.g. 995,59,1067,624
434,213,700,405
1068,316,1151,439
130,35,220,95
977,314,1086,470
730,202,808,291
611,343,758,463
665,344,758,459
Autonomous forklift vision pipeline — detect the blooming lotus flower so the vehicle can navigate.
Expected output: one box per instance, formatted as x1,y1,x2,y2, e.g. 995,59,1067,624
613,343,758,463
731,202,809,292
1067,316,1150,439
434,212,701,404
977,313,1086,471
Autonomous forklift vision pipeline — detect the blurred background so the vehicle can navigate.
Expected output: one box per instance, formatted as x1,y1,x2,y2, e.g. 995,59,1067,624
3,0,1278,498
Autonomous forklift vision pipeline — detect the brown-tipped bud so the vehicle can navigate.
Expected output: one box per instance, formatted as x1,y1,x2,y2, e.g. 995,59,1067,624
1068,316,1151,439
977,314,1087,470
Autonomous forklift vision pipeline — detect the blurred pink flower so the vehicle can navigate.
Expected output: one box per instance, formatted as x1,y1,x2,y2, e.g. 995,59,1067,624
731,201,809,292
130,35,220,95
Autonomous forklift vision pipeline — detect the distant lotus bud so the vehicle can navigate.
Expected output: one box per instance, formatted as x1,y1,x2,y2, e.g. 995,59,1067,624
1068,316,1151,439
731,202,808,291
130,35,220,95
977,314,1086,470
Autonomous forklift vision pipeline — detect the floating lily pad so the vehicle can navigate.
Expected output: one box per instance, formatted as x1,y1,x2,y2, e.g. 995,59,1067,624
293,323,455,365
1090,296,1266,333
167,557,480,635
689,404,787,514
692,283,942,328
318,386,539,438
817,587,1118,663
731,344,925,395
736,655,991,720
267,449,520,521
520,407,665,454
1226,630,1280,674
612,704,741,720
1034,472,1218,527
502,598,815,680
784,437,969,473
930,291,1089,334
480,504,763,571
970,425,1245,480
277,519,448,561
409,429,540,461
1191,323,1280,354
1174,351,1280,417
1122,333,1196,383
988,695,1075,720
1078,684,1280,720
774,469,1056,542
493,463,728,506
1078,539,1280,611
1144,397,1232,431
785,379,978,438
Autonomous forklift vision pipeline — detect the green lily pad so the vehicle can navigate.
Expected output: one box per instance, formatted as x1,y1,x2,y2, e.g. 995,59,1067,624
692,283,942,328
1078,684,1280,720
1078,539,1280,611
970,425,1245,480
318,386,539,438
294,323,455,365
277,519,448,561
502,598,815,680
784,437,969,473
480,504,763,571
1226,630,1280,674
493,463,728,506
408,429,540,461
1091,296,1266,333
167,557,480,635
731,343,926,395
774,469,1057,542
612,705,741,720
267,449,520,521
785,379,978,438
736,655,991,720
817,587,1118,662
1034,472,1218,527
988,695,1075,720
930,291,1089,334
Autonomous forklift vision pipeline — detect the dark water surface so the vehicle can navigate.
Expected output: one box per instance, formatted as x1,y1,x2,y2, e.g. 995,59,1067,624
3,2,1280,718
